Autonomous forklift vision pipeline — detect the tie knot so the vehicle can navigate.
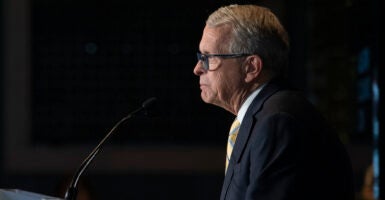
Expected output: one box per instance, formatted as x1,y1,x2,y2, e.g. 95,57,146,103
229,119,241,135
226,118,241,173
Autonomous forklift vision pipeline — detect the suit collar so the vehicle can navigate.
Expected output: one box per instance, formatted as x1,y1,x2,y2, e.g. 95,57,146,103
248,79,282,113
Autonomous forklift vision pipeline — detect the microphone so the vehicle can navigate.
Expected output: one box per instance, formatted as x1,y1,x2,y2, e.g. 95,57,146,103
64,97,157,200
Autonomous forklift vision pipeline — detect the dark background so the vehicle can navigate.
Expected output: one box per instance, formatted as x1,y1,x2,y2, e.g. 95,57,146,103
1,0,384,199
30,0,231,145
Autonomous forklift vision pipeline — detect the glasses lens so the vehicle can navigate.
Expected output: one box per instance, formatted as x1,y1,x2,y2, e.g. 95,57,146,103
197,53,209,71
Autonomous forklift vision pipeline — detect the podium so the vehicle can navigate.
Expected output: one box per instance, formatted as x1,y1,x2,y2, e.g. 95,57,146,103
0,189,63,200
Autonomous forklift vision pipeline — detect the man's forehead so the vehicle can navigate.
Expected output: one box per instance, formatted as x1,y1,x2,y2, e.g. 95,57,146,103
200,25,232,53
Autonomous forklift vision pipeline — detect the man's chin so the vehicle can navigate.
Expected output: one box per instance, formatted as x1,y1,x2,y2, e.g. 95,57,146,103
201,94,220,107
201,93,213,104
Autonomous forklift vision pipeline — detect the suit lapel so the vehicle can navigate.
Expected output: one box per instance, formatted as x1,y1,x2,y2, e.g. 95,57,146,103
220,80,282,200
232,81,281,163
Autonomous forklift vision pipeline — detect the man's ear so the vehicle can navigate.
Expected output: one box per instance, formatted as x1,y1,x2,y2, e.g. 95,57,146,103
244,55,263,83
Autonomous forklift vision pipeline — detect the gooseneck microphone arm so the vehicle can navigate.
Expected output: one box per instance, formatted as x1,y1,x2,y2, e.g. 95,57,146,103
64,97,157,200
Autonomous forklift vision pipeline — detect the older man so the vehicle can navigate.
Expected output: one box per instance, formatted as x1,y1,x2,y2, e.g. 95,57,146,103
193,4,354,200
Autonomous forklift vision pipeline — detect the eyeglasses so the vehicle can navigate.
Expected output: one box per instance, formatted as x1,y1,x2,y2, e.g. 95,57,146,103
196,52,251,71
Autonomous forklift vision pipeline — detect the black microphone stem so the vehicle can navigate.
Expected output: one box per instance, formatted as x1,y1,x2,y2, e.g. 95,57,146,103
64,97,156,200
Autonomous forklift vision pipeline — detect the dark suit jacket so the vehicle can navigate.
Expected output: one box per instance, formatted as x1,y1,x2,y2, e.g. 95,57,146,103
220,80,355,200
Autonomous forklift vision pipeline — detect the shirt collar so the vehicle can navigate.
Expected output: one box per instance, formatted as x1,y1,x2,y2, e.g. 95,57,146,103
237,84,266,123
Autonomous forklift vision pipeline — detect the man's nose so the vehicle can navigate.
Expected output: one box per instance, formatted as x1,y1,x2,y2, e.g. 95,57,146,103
193,61,205,76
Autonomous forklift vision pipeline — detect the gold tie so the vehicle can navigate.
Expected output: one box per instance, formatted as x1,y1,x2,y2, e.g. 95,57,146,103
226,119,240,173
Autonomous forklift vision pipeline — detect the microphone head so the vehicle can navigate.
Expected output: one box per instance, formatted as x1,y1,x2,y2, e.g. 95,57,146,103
142,97,157,109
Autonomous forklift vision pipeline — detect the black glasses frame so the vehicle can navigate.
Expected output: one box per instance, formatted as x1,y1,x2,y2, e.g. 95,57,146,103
196,52,251,71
